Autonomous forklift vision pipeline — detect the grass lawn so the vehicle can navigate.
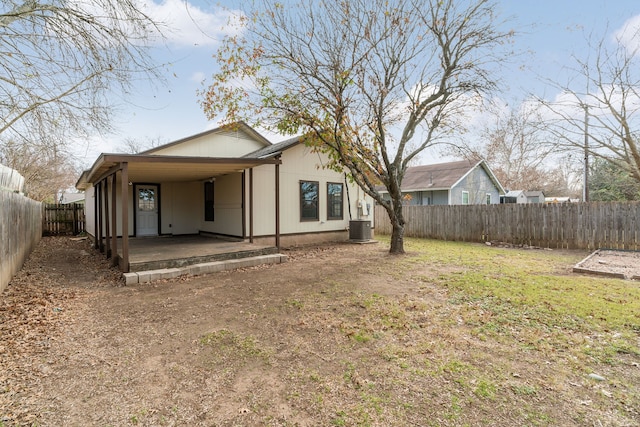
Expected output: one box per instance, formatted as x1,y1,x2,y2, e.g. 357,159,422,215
2,236,639,426
272,237,640,426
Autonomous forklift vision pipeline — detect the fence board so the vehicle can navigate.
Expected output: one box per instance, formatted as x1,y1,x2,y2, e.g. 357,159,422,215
375,202,640,250
1,191,42,292
42,203,85,236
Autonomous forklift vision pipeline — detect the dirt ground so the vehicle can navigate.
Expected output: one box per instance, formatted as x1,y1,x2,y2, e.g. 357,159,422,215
1,237,638,426
575,249,640,280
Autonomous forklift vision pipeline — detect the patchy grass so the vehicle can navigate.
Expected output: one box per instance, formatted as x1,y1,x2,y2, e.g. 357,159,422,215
400,238,640,362
3,236,639,426
270,237,640,426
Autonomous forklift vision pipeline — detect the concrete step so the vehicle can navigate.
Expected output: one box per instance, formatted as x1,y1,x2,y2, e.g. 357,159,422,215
123,253,288,285
127,246,280,272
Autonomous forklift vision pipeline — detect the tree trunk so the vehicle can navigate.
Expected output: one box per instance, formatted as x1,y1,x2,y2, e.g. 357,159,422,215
389,219,405,254
387,198,405,254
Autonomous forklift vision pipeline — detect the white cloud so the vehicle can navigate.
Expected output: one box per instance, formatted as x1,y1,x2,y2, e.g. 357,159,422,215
191,71,206,84
139,0,245,48
613,14,640,53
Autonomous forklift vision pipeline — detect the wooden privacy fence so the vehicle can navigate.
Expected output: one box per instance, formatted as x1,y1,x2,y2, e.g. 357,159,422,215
374,202,640,250
1,190,42,292
43,203,85,236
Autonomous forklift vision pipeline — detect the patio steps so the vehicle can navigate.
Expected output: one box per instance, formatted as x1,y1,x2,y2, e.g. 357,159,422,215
128,245,280,272
123,252,288,285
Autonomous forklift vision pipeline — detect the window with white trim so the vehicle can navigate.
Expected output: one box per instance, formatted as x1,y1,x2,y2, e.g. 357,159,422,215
462,191,469,205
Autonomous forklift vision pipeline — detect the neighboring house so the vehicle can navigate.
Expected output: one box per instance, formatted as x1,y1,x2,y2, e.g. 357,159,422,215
59,192,85,205
501,190,545,204
0,163,25,194
524,191,545,203
378,159,505,205
76,122,373,271
502,190,527,204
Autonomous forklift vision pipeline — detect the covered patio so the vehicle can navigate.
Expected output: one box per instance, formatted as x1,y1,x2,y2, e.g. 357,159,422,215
119,235,278,272
76,153,282,273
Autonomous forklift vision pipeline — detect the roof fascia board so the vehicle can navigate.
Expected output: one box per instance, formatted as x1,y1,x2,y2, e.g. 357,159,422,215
79,153,282,186
449,160,481,189
101,154,281,165
480,161,507,194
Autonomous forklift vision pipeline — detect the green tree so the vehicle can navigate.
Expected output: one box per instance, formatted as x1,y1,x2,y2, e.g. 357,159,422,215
589,157,640,201
201,0,513,254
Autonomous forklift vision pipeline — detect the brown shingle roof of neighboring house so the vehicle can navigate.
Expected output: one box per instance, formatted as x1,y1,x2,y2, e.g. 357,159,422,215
400,159,479,191
377,159,505,194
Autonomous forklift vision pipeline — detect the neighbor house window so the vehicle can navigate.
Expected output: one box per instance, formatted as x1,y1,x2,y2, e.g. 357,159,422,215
486,193,491,204
462,191,469,205
300,181,319,221
204,181,214,221
327,182,343,220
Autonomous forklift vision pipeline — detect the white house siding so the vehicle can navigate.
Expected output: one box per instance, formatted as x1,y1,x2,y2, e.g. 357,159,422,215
450,167,500,205
85,186,95,236
86,179,135,238
199,173,243,237
161,181,201,235
149,129,266,158
249,164,276,236
248,143,372,237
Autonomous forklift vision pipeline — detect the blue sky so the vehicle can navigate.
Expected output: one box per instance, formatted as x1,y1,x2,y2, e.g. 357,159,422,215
78,0,640,166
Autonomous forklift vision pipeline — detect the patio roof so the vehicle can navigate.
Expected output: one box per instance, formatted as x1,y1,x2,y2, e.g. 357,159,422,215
76,153,281,190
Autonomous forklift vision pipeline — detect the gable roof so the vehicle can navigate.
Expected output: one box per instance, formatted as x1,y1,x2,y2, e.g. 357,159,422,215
378,159,505,194
244,136,301,159
505,190,525,198
141,121,272,155
75,122,284,191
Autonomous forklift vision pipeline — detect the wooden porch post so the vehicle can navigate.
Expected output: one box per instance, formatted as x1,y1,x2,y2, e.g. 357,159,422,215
110,173,118,266
275,159,280,250
120,162,130,272
241,170,247,240
249,168,254,243
93,184,99,249
97,181,104,253
104,177,111,258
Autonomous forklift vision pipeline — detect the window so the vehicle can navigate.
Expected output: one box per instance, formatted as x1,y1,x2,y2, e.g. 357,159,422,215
327,182,343,220
300,181,319,221
486,193,491,205
137,188,156,212
204,181,214,221
462,191,469,205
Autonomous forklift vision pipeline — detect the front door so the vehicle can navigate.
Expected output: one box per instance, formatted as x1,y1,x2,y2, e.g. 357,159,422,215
136,184,159,236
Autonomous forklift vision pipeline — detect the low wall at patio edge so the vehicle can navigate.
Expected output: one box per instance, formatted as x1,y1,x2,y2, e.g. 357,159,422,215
374,202,640,250
0,190,42,292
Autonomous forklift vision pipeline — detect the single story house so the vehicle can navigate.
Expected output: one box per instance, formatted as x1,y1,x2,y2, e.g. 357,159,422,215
378,159,505,205
501,190,545,204
76,122,374,272
59,192,85,205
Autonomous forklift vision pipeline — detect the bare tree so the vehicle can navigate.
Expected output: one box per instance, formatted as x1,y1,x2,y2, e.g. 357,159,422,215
451,100,558,191
0,139,79,202
538,23,640,184
201,0,513,253
0,0,164,188
116,136,168,154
